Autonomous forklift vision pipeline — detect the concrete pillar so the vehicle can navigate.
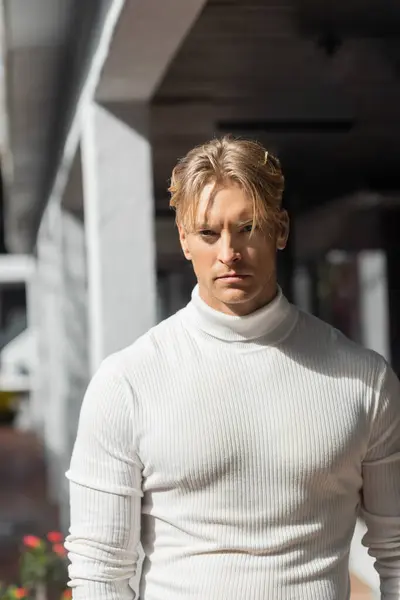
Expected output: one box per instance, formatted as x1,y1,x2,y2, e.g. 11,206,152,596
381,208,400,375
293,264,312,313
36,201,68,504
81,101,157,374
386,250,400,375
293,262,321,315
31,146,90,528
35,148,91,522
358,251,390,360
25,270,42,433
59,208,90,530
60,148,90,463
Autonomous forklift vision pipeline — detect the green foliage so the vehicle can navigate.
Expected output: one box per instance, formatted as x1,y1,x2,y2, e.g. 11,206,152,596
0,533,70,600
0,583,30,599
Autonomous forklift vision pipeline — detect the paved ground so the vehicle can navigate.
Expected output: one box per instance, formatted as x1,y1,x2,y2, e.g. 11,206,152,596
0,425,373,597
0,425,59,585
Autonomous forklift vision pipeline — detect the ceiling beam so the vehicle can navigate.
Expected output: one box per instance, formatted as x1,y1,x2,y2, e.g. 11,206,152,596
96,0,208,102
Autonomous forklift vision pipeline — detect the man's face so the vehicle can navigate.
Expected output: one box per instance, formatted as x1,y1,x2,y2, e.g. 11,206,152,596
178,182,288,316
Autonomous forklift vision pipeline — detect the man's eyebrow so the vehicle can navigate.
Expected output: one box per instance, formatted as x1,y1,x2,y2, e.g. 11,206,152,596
194,219,254,229
196,222,212,229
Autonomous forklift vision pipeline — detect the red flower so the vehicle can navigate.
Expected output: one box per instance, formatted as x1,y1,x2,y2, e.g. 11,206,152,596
23,535,42,549
61,590,72,599
14,589,28,599
53,543,67,557
47,531,64,543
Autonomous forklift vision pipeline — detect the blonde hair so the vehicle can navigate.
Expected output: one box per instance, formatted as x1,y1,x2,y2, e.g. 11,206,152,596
169,135,285,232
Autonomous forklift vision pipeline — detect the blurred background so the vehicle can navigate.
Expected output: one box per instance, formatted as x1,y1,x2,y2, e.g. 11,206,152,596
0,1,399,597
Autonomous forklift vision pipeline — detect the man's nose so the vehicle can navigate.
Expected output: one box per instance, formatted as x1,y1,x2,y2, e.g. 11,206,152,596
218,234,241,264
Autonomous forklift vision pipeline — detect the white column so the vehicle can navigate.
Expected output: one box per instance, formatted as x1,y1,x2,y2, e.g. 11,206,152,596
349,250,389,596
81,101,157,374
61,212,89,452
36,201,68,504
34,145,91,528
358,250,390,360
59,207,90,530
60,146,90,463
293,265,312,313
25,270,42,433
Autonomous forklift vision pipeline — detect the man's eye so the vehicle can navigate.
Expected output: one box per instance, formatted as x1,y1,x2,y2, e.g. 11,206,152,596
199,230,217,237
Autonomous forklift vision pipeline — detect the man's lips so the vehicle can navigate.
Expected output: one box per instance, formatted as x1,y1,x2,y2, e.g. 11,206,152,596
216,273,250,280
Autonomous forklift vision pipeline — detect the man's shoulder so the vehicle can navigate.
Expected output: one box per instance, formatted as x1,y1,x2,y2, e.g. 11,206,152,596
294,308,387,374
101,309,186,377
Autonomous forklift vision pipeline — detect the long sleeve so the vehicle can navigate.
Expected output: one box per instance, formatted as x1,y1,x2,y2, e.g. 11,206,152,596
65,358,143,600
361,362,400,599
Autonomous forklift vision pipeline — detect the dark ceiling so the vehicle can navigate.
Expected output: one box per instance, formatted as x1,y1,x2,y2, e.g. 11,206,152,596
3,0,400,253
151,0,400,215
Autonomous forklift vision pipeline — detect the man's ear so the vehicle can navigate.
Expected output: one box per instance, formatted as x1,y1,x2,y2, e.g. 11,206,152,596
276,210,290,251
178,224,192,260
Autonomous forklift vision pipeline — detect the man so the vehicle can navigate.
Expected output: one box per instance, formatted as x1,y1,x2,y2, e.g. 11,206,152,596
66,136,400,599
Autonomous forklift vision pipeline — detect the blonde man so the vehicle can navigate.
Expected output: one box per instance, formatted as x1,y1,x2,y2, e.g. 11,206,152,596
66,136,400,600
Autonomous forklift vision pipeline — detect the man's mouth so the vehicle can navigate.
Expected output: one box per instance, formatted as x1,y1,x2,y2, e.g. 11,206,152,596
217,273,250,281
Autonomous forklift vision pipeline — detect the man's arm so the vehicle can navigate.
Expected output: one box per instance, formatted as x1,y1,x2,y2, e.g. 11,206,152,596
65,358,143,600
361,361,400,599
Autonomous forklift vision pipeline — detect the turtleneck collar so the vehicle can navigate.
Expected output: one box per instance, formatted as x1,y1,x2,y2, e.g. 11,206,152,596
182,285,298,344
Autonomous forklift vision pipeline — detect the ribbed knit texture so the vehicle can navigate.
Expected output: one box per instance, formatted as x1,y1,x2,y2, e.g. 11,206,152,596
66,287,400,600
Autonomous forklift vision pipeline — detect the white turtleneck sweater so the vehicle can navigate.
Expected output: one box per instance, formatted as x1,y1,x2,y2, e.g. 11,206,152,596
66,287,400,600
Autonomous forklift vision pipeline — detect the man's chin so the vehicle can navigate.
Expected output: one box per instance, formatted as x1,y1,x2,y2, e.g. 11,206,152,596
216,287,252,305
